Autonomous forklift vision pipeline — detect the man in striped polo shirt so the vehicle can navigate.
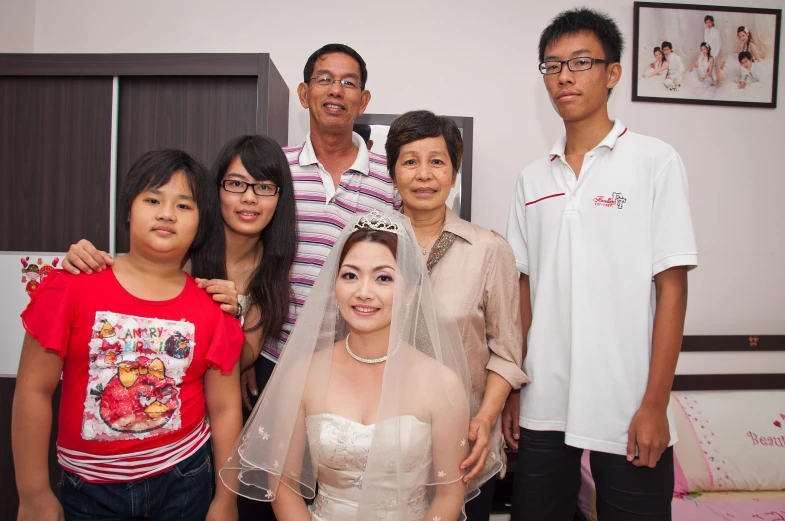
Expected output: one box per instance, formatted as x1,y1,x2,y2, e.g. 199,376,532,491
235,43,399,521
246,43,400,394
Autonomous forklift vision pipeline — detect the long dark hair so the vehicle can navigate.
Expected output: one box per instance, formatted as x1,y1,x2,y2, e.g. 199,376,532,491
119,149,226,280
212,135,297,349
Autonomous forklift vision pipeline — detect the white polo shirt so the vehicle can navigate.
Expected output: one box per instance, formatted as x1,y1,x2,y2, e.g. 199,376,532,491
506,120,698,455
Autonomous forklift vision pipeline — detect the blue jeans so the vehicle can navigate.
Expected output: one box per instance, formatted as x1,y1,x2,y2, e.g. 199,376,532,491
58,441,214,521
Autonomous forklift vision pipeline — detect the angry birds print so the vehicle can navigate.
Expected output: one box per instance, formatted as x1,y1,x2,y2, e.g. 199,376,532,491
82,312,195,441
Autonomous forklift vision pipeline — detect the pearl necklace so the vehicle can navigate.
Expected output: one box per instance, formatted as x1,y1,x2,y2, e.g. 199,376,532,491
345,333,388,364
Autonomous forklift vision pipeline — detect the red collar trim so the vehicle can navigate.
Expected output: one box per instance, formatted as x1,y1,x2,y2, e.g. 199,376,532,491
610,127,628,151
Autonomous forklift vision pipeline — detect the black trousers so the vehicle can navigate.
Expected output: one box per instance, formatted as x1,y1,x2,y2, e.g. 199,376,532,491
464,477,497,521
238,355,278,521
510,429,674,521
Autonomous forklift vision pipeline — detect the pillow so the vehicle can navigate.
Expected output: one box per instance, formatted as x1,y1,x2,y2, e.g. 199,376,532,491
672,450,689,498
672,391,785,492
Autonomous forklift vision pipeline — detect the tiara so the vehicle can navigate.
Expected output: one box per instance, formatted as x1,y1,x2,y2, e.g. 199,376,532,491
351,210,401,233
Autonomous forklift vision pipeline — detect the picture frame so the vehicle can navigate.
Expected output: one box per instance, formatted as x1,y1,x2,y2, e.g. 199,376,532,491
632,2,781,108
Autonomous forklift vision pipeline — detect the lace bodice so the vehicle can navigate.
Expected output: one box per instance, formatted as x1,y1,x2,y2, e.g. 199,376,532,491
305,413,434,520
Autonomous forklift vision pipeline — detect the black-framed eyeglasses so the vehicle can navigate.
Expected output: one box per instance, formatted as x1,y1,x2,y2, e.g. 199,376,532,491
221,180,280,197
539,57,612,75
309,75,362,90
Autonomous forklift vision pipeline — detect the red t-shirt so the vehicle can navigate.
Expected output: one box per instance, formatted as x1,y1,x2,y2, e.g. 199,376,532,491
22,268,244,459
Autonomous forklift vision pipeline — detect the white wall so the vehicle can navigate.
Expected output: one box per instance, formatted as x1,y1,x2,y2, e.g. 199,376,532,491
4,0,784,338
0,0,36,52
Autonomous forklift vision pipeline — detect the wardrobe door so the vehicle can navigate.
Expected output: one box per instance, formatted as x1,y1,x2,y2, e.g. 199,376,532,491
0,75,112,521
115,76,257,252
0,76,113,251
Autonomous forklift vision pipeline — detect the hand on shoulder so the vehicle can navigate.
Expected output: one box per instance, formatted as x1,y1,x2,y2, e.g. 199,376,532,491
63,239,114,275
195,278,240,316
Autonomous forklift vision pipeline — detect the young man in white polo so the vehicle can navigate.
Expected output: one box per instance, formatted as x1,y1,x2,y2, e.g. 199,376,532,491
503,8,698,521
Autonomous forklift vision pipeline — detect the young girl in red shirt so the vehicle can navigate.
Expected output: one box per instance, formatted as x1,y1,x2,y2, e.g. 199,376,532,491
13,150,245,521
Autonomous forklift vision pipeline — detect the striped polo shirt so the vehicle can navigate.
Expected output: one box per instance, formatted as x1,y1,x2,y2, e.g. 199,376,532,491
261,131,401,361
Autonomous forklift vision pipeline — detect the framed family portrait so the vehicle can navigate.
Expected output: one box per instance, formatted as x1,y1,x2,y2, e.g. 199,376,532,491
632,2,781,108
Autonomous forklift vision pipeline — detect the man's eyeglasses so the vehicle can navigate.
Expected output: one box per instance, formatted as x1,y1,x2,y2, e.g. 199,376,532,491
221,180,280,197
309,75,362,90
539,57,612,75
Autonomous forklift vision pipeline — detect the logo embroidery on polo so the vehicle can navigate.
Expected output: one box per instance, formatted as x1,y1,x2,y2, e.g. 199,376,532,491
593,192,626,209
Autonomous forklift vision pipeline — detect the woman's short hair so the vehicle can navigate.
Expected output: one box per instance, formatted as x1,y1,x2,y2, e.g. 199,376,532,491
385,110,463,182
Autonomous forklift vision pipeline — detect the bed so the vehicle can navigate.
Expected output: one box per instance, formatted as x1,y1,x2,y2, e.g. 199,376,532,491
577,335,785,521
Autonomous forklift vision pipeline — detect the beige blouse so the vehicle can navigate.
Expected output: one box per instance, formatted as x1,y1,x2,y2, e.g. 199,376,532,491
428,208,529,475
430,208,529,397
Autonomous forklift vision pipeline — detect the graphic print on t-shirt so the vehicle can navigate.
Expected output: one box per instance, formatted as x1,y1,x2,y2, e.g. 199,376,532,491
83,311,195,441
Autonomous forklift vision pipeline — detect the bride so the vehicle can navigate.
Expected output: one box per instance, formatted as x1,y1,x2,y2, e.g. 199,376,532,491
685,42,717,98
221,210,484,520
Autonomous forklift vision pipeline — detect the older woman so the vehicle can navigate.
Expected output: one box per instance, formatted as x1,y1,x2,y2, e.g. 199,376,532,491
385,110,529,521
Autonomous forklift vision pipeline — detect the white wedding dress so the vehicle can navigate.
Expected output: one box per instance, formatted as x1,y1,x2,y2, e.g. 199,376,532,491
221,212,476,520
685,55,717,98
638,61,669,96
698,55,717,85
307,413,436,520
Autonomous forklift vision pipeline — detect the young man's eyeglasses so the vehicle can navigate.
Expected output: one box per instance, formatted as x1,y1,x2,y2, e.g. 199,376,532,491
539,57,612,75
309,75,362,90
221,180,280,197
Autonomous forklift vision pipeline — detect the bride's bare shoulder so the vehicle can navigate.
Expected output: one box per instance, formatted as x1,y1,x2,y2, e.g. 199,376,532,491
314,342,337,360
399,345,466,389
302,344,338,403
305,343,337,374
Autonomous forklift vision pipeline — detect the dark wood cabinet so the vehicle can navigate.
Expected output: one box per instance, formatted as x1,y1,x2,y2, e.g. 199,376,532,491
0,53,289,252
0,76,114,251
